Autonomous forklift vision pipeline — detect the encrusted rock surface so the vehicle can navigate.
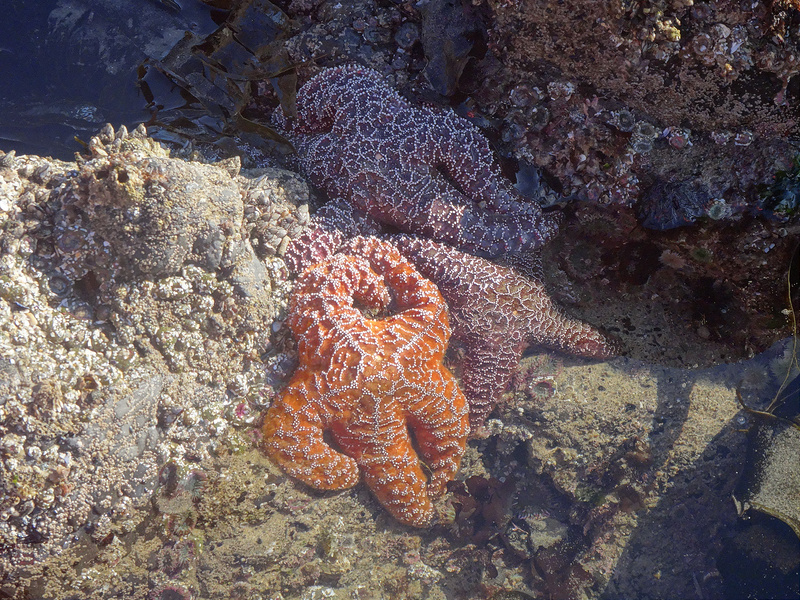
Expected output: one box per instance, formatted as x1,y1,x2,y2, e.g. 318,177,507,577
483,0,798,218
0,125,308,584
490,0,798,134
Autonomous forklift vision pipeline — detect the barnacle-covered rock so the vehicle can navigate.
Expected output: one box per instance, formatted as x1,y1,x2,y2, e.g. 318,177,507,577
74,125,263,290
474,0,798,220
0,125,308,583
241,167,312,259
490,0,798,136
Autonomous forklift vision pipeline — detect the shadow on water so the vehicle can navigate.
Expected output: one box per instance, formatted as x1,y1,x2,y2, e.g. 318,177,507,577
0,0,218,159
600,340,800,600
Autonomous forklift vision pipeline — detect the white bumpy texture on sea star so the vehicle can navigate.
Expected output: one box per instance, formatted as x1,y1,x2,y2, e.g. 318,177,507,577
274,64,561,258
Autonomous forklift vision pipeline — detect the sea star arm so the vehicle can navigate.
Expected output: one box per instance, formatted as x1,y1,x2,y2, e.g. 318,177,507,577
341,236,452,357
460,343,520,428
334,396,436,527
284,201,382,274
392,235,618,426
527,297,620,359
290,65,411,135
402,372,470,494
348,170,558,257
263,374,360,490
287,254,390,365
282,216,345,275
423,106,550,217
359,447,435,528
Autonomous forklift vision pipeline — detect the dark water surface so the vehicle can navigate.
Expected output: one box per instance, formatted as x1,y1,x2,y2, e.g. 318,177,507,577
0,0,217,159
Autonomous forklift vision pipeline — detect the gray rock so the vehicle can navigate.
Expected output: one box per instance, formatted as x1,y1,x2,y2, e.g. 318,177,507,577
0,124,307,581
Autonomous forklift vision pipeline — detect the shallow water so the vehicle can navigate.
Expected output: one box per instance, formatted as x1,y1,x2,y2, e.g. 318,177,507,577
1,3,798,598
5,331,796,599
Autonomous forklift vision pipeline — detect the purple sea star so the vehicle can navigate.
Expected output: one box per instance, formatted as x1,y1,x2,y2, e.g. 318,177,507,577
391,235,619,428
283,199,381,274
274,64,561,258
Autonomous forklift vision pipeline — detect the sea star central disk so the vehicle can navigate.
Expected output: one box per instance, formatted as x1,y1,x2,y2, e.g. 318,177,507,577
262,237,469,527
274,64,561,258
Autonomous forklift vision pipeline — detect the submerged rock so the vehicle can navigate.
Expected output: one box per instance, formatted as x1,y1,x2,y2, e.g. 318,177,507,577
485,338,799,600
734,373,800,538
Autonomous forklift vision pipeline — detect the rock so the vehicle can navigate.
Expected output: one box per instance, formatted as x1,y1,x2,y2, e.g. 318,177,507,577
488,338,799,600
75,137,248,279
482,0,798,217
0,124,308,582
734,372,800,538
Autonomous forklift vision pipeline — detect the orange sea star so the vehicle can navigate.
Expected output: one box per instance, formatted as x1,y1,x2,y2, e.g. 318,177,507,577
262,237,469,527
